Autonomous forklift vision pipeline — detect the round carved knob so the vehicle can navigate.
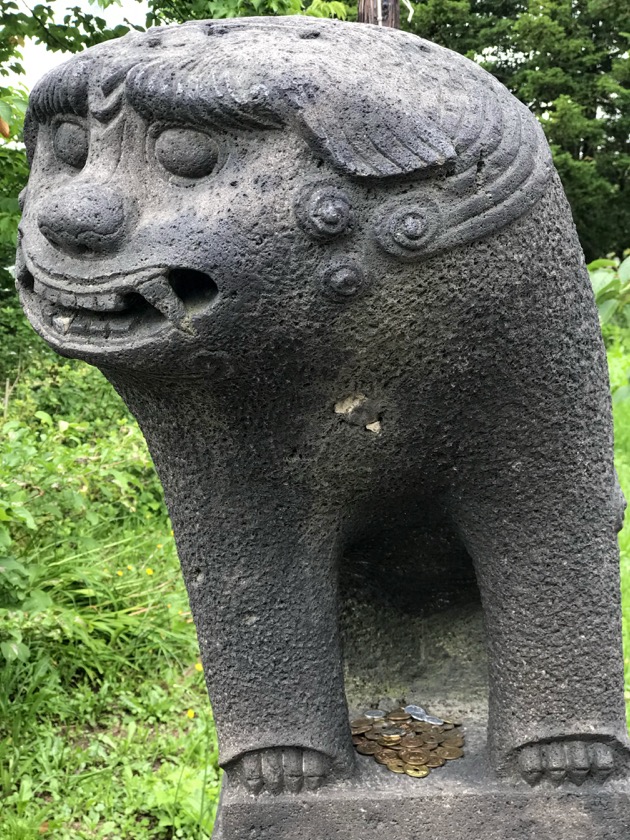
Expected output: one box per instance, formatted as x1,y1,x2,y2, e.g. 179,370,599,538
295,183,354,240
375,202,439,258
319,260,368,300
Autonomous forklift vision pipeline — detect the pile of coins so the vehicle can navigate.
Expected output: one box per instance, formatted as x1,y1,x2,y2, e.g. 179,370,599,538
351,705,464,778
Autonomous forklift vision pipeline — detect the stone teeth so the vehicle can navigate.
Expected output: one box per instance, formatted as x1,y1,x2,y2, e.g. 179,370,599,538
33,280,77,309
137,275,196,334
34,280,76,309
74,292,127,312
108,316,136,334
52,314,75,335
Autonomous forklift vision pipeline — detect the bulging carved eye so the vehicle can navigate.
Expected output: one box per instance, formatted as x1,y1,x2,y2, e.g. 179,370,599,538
295,183,354,240
53,121,89,169
155,128,219,179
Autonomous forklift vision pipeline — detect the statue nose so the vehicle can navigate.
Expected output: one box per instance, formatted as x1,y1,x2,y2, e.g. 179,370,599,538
37,184,126,255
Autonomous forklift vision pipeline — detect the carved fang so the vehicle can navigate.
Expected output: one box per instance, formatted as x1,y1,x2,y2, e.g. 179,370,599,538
137,275,196,335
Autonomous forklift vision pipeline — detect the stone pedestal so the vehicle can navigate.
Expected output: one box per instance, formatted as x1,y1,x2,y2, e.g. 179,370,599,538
216,720,630,840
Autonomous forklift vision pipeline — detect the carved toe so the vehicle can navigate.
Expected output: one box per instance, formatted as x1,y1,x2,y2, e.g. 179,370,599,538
518,739,617,786
303,749,329,791
591,743,615,783
545,742,567,786
242,751,264,795
517,744,543,785
565,740,590,786
230,747,331,794
283,747,304,793
261,749,283,794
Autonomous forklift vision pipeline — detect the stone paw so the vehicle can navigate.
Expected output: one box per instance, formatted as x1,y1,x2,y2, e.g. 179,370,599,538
518,740,616,786
232,747,331,795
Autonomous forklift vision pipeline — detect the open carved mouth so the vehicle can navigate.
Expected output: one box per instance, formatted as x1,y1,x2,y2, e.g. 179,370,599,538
17,263,219,342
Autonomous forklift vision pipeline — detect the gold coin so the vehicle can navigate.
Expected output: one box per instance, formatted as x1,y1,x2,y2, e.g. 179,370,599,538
378,735,402,747
352,735,365,745
365,730,381,740
411,722,432,733
401,735,426,748
351,718,373,728
426,755,446,768
374,748,398,765
356,742,380,755
441,723,455,731
351,724,372,735
404,765,430,778
436,746,464,760
385,760,406,773
400,748,430,764
423,736,439,747
441,735,465,748
380,726,404,736
387,709,411,722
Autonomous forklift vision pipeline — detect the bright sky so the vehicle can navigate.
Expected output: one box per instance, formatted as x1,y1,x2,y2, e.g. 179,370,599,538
17,0,149,90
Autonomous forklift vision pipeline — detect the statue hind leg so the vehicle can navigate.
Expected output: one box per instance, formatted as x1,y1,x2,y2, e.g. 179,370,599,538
448,182,630,785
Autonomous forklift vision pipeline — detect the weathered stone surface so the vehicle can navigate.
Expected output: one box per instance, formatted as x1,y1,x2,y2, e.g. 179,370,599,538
16,15,630,838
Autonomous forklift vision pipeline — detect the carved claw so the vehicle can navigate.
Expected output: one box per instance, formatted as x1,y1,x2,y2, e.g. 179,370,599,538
231,747,331,795
518,740,616,786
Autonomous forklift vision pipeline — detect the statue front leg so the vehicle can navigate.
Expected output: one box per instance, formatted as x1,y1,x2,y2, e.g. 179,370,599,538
451,421,629,786
167,482,356,794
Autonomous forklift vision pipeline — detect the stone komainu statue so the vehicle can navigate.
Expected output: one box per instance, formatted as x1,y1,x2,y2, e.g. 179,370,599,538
16,15,630,809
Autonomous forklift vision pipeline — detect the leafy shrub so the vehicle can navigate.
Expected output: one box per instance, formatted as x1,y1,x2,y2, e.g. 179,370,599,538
588,251,630,327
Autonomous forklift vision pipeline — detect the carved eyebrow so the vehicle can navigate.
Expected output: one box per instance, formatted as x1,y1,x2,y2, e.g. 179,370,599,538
28,59,92,124
125,59,284,133
124,56,458,180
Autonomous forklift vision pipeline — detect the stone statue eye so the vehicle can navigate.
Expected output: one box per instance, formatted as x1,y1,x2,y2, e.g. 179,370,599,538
53,121,89,169
155,128,220,179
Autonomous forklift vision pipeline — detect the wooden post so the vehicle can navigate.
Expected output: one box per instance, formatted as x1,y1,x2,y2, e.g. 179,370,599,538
357,0,400,28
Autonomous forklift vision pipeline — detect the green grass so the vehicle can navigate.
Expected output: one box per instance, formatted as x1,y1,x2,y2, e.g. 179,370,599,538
2,325,630,838
608,329,630,718
1,350,220,839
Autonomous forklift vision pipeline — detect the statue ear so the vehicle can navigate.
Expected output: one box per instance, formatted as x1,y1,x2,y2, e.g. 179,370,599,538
293,92,457,179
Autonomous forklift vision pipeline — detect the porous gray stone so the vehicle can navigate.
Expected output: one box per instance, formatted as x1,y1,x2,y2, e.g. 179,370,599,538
16,15,630,837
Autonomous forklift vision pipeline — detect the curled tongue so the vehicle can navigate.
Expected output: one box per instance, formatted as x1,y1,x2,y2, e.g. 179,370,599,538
137,275,196,335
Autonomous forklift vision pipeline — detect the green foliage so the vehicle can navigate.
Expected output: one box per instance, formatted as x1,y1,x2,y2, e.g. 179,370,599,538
0,88,28,292
145,0,349,25
0,0,136,76
0,349,218,838
588,251,630,329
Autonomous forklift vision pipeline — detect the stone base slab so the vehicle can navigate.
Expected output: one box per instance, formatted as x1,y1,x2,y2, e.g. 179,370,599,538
214,723,630,840
215,784,630,840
